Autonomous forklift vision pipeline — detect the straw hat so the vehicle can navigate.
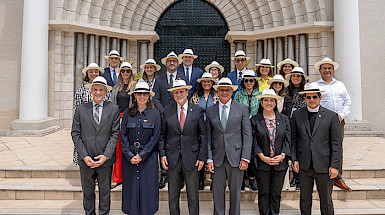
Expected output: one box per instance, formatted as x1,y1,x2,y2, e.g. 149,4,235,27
231,50,250,60
205,61,224,73
85,76,112,91
161,51,183,65
140,59,161,71
314,57,339,71
298,82,325,94
277,58,299,70
167,79,193,92
82,63,104,75
128,82,155,97
213,77,238,91
267,74,289,87
256,58,275,68
197,72,216,83
178,49,198,59
240,70,260,80
104,50,124,61
285,67,309,81
256,89,282,100
116,62,137,74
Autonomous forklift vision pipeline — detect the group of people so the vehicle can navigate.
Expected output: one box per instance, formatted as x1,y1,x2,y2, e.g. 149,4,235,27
71,48,352,215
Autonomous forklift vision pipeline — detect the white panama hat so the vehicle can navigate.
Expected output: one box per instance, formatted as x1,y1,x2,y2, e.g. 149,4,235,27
128,81,155,97
178,49,198,59
298,82,326,94
256,89,282,100
256,58,275,68
213,77,238,91
231,50,250,60
205,61,224,73
104,50,124,61
314,57,339,71
277,58,299,70
140,59,161,71
82,63,104,75
240,70,260,80
116,62,137,74
197,72,216,83
85,76,112,91
285,67,310,81
167,79,193,92
267,74,289,87
161,51,183,65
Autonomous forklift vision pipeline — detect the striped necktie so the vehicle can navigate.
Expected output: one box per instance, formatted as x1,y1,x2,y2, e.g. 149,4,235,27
221,105,227,129
94,104,101,124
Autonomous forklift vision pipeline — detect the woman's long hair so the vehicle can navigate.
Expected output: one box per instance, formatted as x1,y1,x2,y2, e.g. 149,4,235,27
240,78,259,91
257,98,279,114
116,71,136,92
83,70,102,83
128,95,155,117
142,65,158,81
256,66,274,78
195,80,216,97
269,82,286,97
287,75,306,97
279,64,294,77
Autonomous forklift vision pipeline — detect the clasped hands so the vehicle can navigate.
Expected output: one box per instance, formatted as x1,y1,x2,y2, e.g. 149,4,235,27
83,155,108,168
260,154,284,166
130,154,142,165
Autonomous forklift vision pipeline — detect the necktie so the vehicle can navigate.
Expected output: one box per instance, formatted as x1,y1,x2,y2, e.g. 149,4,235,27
185,68,190,82
94,104,101,124
169,74,174,88
238,71,243,86
113,69,117,85
180,106,186,130
221,105,227,129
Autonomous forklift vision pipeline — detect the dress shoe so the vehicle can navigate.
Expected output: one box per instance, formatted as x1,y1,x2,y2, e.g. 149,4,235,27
159,177,167,189
241,181,246,192
180,180,185,190
199,179,204,190
295,182,300,190
111,182,121,189
290,177,297,187
248,179,258,192
334,179,352,191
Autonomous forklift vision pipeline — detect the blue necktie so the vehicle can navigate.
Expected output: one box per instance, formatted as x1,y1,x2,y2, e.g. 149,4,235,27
113,69,117,85
185,68,190,82
238,71,243,86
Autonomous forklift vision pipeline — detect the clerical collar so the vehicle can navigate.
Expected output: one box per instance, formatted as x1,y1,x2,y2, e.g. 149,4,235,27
307,106,320,112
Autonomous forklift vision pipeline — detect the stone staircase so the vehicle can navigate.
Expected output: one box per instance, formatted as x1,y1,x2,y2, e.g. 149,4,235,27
1,166,385,214
345,120,383,137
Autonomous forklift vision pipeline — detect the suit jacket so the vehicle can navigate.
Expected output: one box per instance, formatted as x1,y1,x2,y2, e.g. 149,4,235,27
152,72,189,114
71,101,120,168
102,68,116,87
250,112,291,171
206,100,252,167
290,106,342,173
159,102,208,171
177,65,204,95
281,96,293,117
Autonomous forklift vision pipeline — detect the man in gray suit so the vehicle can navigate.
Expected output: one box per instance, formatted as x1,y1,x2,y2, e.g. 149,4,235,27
71,76,120,215
291,82,342,215
206,77,252,215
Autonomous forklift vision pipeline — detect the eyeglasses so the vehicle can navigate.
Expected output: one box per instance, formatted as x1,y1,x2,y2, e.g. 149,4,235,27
305,95,319,100
218,89,232,93
135,92,149,96
244,79,254,83
120,69,132,73
210,68,219,72
235,59,246,63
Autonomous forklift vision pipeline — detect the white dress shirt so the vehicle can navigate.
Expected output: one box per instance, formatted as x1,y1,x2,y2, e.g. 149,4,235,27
183,65,193,81
177,102,188,121
92,101,104,122
109,66,119,81
166,71,177,85
316,78,351,120
237,68,247,80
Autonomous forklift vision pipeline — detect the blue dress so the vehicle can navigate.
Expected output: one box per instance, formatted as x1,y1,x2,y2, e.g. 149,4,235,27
121,108,161,215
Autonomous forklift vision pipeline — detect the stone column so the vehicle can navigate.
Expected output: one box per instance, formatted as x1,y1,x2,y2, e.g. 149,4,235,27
111,38,117,50
276,37,284,73
287,36,295,60
334,0,362,120
88,35,96,63
99,36,107,68
11,0,58,135
299,34,307,74
236,41,244,51
267,38,274,64
75,33,84,89
257,40,264,63
121,39,127,61
139,41,149,74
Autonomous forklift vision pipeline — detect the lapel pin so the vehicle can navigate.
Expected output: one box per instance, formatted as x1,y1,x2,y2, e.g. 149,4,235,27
190,108,193,111
144,119,148,122
319,115,321,117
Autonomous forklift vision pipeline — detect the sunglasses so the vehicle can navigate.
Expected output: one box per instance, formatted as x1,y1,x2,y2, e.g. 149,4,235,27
244,79,255,83
135,92,149,96
218,89,232,93
305,95,319,100
235,59,246,63
120,69,132,73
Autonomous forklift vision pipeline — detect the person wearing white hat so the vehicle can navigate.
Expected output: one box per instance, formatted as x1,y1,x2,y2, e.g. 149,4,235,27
277,58,299,80
177,49,204,95
159,79,207,215
251,89,290,215
315,57,352,191
268,74,291,117
256,58,275,92
227,50,250,90
205,61,224,83
72,76,119,215
139,59,161,91
206,77,252,215
109,62,137,189
291,82,342,215
102,50,124,86
73,63,108,166
120,82,160,215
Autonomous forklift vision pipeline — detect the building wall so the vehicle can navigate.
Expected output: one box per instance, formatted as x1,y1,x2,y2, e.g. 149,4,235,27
0,1,23,130
359,0,385,133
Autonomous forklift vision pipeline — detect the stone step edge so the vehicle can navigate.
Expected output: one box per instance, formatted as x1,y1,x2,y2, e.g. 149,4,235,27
345,131,384,137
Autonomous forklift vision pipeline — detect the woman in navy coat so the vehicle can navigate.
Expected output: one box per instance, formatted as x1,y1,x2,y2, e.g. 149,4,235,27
121,82,161,215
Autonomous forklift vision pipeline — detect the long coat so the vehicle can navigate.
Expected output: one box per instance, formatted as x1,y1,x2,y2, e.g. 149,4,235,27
121,108,161,215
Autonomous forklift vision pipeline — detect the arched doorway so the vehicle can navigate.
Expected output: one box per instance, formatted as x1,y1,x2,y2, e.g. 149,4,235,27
154,0,230,74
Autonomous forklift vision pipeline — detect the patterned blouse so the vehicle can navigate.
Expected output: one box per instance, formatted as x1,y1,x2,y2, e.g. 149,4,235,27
74,82,111,108
265,118,277,157
287,87,306,117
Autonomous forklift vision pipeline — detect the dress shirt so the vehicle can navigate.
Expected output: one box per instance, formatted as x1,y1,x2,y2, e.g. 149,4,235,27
166,71,177,85
109,66,119,81
316,78,351,120
177,102,188,121
218,99,231,121
183,65,193,81
237,68,246,80
92,100,104,123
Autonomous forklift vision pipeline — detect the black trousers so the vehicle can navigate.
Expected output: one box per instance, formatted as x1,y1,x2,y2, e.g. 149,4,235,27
79,166,112,215
256,168,286,215
299,169,334,215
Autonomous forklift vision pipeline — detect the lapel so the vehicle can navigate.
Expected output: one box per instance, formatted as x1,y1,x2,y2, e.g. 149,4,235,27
160,74,173,99
85,102,98,131
257,113,269,138
184,102,194,130
311,106,325,136
299,108,311,137
99,102,110,127
211,103,223,132
171,103,182,132
104,68,113,85
224,100,236,132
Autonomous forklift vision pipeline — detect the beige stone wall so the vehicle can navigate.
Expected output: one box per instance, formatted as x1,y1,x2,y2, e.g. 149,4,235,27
0,0,23,130
359,0,385,133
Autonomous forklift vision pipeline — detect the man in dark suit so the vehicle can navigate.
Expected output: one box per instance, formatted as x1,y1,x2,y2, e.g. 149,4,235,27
177,49,204,95
71,76,120,215
153,51,189,189
206,77,252,215
159,79,207,215
291,82,342,215
101,50,123,86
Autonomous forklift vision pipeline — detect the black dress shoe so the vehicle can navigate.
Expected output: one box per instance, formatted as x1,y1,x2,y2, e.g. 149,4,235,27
159,177,167,189
111,182,121,189
248,179,258,192
180,180,185,190
241,181,246,192
290,177,297,187
199,179,204,190
295,182,300,190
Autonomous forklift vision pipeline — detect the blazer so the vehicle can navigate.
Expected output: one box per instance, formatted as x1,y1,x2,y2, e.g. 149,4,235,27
177,65,204,95
290,106,342,173
250,112,291,171
102,68,116,87
71,101,120,168
159,102,208,171
280,96,293,118
152,72,189,114
206,100,252,167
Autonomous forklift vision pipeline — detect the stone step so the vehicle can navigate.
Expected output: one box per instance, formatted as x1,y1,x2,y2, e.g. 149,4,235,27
1,166,384,179
0,178,384,201
345,131,384,137
344,120,384,137
0,200,385,215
